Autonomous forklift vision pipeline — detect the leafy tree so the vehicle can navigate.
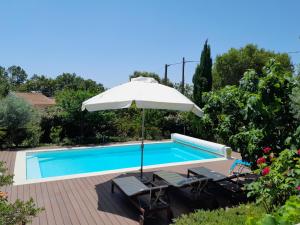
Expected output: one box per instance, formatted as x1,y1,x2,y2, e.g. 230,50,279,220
0,94,41,148
19,74,56,97
174,83,194,100
288,77,300,148
7,65,28,87
130,71,174,87
129,71,162,83
55,89,117,144
212,44,293,89
290,77,300,121
193,40,212,106
0,161,42,225
195,59,297,164
19,73,104,97
0,66,10,98
55,73,104,93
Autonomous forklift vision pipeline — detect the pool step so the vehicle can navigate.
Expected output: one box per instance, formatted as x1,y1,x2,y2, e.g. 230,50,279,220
27,156,42,179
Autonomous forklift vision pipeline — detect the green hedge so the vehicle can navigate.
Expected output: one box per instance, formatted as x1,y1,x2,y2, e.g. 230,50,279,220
173,204,265,225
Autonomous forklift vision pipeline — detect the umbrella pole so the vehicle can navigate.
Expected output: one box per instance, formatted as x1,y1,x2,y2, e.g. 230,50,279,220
140,108,145,180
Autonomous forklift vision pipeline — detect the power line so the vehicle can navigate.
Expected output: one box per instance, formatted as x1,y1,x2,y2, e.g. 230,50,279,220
164,59,200,88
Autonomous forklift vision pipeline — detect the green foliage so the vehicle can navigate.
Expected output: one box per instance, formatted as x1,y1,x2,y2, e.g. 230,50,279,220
0,198,42,225
173,203,265,225
174,83,193,99
0,66,10,98
50,126,63,144
129,70,174,87
0,94,41,148
195,85,245,143
0,161,13,187
195,59,297,164
19,73,104,97
212,44,293,89
230,128,264,163
246,149,300,213
55,73,104,93
19,74,56,97
129,71,161,82
246,195,300,225
7,65,28,87
0,161,42,225
54,89,119,143
290,78,300,121
193,40,212,106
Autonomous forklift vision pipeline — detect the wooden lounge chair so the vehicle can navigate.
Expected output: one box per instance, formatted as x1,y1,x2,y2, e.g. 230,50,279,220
152,171,212,199
111,176,173,225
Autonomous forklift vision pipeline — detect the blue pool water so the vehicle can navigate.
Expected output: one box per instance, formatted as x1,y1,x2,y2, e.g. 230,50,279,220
26,142,221,179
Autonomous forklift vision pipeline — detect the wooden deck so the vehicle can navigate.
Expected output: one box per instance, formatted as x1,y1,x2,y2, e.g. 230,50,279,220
0,150,242,225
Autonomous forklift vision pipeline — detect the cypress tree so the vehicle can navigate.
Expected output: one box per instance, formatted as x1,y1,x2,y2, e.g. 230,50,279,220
193,40,212,107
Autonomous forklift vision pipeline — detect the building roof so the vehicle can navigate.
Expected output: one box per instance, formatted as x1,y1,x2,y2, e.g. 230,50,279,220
15,92,56,109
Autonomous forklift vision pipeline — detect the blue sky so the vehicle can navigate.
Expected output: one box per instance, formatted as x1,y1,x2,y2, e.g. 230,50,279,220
0,0,299,87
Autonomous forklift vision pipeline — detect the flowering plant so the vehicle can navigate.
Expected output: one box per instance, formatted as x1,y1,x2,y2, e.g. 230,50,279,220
246,148,300,213
262,147,272,154
256,157,266,165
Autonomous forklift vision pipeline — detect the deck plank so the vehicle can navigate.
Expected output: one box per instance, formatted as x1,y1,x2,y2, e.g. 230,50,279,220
91,174,137,225
75,177,116,225
68,178,108,225
65,180,96,224
40,182,57,225
87,175,133,225
60,180,89,225
45,181,65,225
56,181,80,225
35,183,48,225
29,184,39,225
0,149,241,225
52,182,73,225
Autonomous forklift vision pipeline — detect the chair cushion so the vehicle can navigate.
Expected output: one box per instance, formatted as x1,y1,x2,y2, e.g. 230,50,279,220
189,167,227,182
113,176,149,197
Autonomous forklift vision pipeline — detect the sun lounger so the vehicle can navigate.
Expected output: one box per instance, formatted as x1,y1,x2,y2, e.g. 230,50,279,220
152,171,212,199
111,176,173,225
187,162,257,193
187,159,253,185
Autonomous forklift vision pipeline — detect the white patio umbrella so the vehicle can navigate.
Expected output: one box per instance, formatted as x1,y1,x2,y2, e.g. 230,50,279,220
82,76,203,180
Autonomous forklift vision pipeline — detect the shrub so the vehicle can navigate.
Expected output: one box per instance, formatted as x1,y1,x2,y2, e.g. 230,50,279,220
0,94,41,148
246,148,300,212
246,195,300,225
173,203,265,225
50,126,62,144
62,137,73,146
0,161,42,224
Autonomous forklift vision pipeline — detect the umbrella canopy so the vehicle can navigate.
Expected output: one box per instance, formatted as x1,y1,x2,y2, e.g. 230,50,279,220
82,76,203,116
82,76,203,180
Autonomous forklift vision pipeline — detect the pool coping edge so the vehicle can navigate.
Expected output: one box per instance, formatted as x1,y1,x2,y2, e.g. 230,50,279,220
13,140,228,185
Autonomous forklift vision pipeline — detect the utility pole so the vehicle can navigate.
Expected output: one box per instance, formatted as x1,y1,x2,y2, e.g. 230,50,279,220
164,64,169,84
181,57,185,94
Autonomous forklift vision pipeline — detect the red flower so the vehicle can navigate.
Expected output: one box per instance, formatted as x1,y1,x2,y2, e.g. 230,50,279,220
263,147,272,154
262,167,270,176
297,149,300,155
297,186,300,191
257,157,266,165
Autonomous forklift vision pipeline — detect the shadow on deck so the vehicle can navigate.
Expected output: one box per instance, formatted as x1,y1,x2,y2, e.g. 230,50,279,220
95,171,249,225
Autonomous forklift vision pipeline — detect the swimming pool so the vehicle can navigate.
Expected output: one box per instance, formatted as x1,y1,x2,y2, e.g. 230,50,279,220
14,134,229,185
